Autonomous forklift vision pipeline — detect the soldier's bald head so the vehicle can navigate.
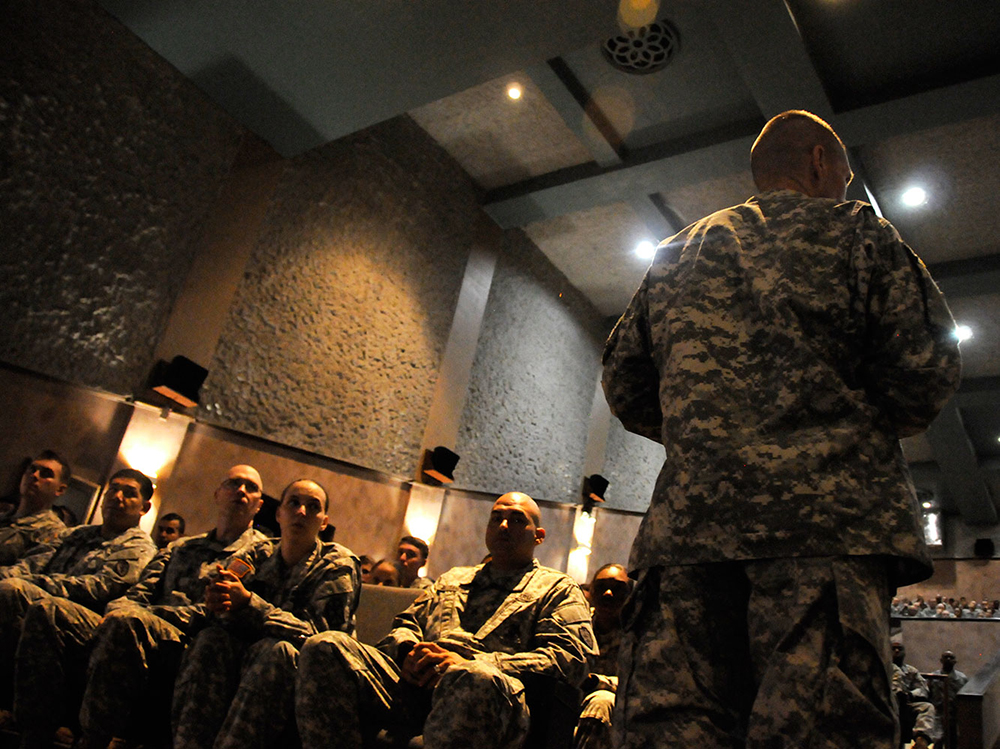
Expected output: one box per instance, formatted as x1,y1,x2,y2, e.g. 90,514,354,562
750,110,848,193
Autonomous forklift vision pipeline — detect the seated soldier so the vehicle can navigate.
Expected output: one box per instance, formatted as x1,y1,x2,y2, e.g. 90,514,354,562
0,451,71,566
396,535,433,590
892,641,935,749
295,491,596,749
172,478,361,749
931,650,969,748
369,558,401,587
0,469,157,729
70,465,266,749
153,512,186,549
575,563,630,749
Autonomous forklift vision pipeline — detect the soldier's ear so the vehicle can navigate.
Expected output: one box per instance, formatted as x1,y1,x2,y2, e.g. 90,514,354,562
534,527,546,544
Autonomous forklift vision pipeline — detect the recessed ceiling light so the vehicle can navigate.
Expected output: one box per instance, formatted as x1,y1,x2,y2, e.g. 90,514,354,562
922,501,932,509
635,240,656,260
901,186,927,207
507,84,522,100
955,324,973,342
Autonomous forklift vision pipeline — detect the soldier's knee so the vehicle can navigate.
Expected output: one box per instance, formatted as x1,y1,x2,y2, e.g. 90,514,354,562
437,659,511,700
300,630,357,673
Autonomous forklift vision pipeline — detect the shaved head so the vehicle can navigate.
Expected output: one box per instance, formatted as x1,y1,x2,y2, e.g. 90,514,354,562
494,492,541,525
751,110,851,197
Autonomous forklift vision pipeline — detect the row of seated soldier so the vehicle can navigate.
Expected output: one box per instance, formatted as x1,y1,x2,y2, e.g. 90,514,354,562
0,450,628,749
893,594,1000,619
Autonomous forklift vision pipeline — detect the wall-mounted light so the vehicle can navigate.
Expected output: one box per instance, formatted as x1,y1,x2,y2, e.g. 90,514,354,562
635,240,656,260
955,324,973,342
507,83,522,100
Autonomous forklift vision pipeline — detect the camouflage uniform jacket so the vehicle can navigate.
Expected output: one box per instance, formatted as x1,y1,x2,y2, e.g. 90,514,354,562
893,663,930,700
0,507,65,566
586,620,621,693
105,526,266,633
602,190,961,586
0,524,155,611
219,538,361,646
380,559,596,688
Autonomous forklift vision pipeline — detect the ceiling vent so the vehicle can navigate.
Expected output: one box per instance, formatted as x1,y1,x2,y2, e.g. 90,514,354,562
602,19,679,75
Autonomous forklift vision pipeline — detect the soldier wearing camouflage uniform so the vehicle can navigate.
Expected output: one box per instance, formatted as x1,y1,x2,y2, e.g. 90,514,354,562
72,465,266,749
0,450,70,567
575,563,630,749
891,642,935,748
602,110,962,748
172,478,361,749
295,491,596,749
0,468,156,735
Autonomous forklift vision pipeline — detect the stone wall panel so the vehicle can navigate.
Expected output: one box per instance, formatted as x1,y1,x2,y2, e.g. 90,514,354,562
200,118,476,477
0,0,244,394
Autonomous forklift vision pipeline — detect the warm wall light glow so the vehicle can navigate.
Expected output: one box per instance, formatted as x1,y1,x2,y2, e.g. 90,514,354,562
955,324,973,342
404,483,444,546
901,186,927,207
507,83,522,100
567,507,597,583
636,240,656,260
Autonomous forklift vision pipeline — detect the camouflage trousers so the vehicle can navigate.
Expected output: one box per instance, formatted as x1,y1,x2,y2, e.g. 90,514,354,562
14,595,103,733
613,556,896,749
296,630,529,749
575,688,615,749
0,578,60,708
172,626,299,749
78,606,186,746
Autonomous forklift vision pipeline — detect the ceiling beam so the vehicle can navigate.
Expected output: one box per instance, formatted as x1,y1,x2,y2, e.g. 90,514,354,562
706,0,833,120
525,59,624,168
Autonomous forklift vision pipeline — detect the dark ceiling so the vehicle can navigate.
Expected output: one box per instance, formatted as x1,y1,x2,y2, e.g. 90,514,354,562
96,0,1000,528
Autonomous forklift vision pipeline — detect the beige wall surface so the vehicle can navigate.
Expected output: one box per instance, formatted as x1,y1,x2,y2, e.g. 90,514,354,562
899,619,1000,678
0,366,132,493
158,425,409,561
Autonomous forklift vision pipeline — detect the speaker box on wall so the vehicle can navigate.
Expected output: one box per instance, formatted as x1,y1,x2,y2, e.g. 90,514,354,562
973,538,995,559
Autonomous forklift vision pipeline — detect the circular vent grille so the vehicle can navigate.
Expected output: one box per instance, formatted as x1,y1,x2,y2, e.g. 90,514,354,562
602,20,679,75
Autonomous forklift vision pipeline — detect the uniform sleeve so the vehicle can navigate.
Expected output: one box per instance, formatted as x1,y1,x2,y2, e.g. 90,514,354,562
234,555,361,645
21,535,156,610
602,276,664,443
114,545,173,608
475,579,597,688
0,542,59,579
0,518,64,567
377,588,434,663
860,220,961,437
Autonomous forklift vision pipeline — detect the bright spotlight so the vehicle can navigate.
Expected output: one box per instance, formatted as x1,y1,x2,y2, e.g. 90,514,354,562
507,84,522,100
955,324,973,342
635,240,656,260
922,501,932,509
901,186,927,207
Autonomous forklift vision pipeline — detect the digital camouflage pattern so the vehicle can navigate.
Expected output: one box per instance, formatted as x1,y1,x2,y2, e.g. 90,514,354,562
171,539,360,749
930,667,967,745
295,560,596,749
382,559,596,682
893,664,935,739
0,508,65,566
602,190,961,587
613,556,896,749
106,526,266,632
574,619,621,749
9,527,264,743
0,525,155,611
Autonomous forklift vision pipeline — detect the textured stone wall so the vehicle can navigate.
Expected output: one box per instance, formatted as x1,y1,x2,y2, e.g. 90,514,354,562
601,417,663,512
199,117,477,477
0,0,245,394
454,230,606,503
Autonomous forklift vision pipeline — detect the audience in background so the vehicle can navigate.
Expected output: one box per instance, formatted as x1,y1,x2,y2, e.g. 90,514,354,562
368,558,401,587
154,512,186,549
0,451,71,566
893,593,1000,618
